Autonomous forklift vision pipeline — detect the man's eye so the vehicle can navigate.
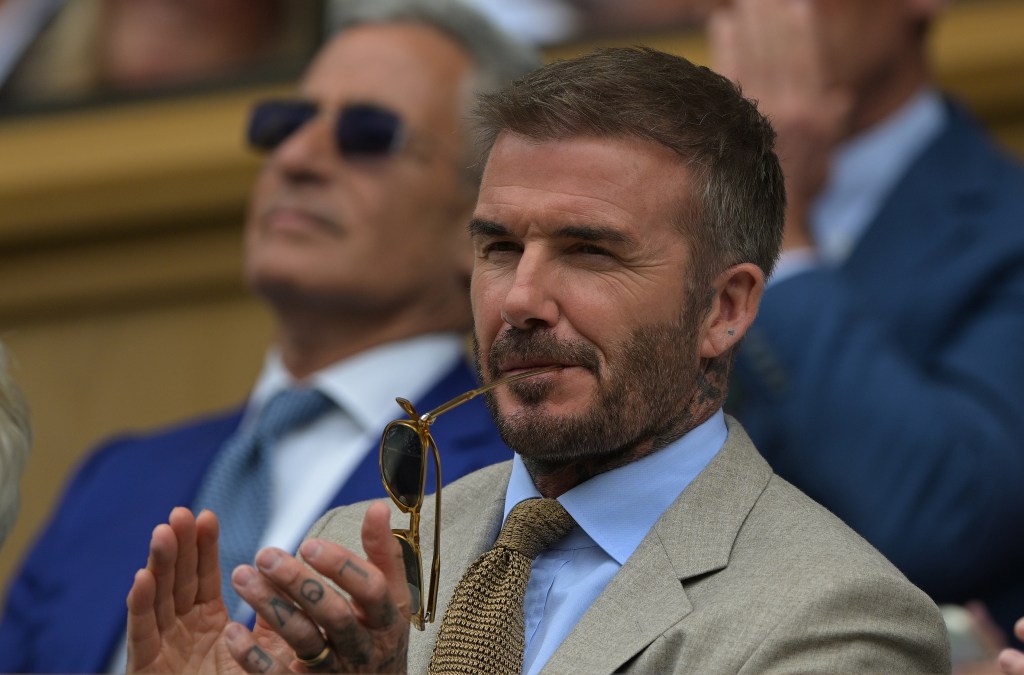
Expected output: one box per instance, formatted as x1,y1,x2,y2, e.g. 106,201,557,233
572,243,612,257
482,241,520,255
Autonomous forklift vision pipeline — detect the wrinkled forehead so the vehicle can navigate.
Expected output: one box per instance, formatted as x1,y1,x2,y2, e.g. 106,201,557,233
300,23,475,134
476,133,696,241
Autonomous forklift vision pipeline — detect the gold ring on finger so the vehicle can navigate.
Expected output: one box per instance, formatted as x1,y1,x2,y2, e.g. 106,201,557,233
296,644,331,668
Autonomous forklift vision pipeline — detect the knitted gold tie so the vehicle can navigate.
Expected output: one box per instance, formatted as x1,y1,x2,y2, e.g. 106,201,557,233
428,498,575,675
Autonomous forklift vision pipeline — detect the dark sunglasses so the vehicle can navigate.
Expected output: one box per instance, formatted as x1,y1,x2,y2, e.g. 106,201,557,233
380,365,560,629
247,100,405,157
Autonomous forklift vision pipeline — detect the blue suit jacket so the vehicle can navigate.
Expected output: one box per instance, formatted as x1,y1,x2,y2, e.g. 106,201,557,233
731,101,1024,639
0,359,510,673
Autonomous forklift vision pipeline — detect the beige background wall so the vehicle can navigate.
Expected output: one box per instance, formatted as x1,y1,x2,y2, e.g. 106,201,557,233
2,0,1024,593
0,86,281,579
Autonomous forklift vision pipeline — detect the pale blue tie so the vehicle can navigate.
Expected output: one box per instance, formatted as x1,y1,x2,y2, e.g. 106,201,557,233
193,387,334,619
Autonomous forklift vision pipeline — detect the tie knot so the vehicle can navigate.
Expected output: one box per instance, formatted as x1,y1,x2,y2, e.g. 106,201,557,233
495,498,575,559
254,387,334,442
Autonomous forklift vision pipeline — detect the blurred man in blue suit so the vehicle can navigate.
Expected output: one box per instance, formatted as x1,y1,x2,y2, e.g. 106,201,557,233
714,0,1024,648
0,1,539,672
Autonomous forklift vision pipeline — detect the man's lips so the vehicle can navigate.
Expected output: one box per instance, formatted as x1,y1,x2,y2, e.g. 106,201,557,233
262,207,341,236
498,360,576,375
488,329,601,378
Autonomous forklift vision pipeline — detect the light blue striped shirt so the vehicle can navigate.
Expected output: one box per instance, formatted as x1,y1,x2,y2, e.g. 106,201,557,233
503,409,728,675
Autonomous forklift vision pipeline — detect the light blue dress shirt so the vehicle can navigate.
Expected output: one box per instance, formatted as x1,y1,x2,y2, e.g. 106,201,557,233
503,409,728,675
770,88,947,284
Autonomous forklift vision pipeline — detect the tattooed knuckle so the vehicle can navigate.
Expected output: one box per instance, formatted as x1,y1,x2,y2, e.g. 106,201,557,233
337,558,372,583
243,646,273,673
299,578,326,605
267,596,298,627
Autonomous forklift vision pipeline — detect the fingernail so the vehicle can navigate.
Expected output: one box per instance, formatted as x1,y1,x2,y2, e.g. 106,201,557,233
300,540,322,561
225,623,244,642
232,565,255,586
256,548,283,571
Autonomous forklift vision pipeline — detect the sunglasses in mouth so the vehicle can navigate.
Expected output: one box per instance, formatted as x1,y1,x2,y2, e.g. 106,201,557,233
247,100,405,158
379,364,561,629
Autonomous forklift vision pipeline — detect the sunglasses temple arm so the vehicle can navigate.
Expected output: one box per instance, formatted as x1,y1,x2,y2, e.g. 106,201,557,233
421,365,562,423
424,439,442,623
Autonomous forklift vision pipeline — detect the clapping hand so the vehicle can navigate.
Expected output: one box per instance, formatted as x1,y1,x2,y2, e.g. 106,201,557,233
999,619,1024,675
126,502,411,673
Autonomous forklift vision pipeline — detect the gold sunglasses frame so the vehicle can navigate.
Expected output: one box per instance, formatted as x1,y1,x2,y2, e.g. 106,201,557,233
379,365,561,629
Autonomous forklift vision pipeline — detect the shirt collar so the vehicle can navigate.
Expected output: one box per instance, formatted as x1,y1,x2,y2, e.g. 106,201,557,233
811,87,947,263
247,332,467,435
504,409,727,564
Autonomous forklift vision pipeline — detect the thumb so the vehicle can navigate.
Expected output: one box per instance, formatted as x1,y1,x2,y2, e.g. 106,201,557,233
361,501,412,612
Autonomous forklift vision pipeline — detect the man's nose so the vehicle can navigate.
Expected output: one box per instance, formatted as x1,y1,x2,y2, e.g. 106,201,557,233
500,249,559,330
268,114,335,183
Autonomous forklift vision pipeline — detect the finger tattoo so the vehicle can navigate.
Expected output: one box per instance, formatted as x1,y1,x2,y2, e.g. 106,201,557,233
268,597,296,627
339,559,369,580
300,579,325,604
244,646,273,673
373,600,398,628
379,631,408,670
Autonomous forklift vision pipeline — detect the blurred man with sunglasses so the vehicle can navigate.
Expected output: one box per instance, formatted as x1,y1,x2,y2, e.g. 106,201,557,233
124,46,949,674
0,1,539,672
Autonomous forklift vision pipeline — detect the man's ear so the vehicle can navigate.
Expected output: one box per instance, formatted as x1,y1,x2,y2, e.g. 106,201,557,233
699,262,764,358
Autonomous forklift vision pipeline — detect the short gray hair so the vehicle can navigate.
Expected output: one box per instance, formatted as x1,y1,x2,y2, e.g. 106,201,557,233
329,0,540,97
327,0,542,185
0,342,31,549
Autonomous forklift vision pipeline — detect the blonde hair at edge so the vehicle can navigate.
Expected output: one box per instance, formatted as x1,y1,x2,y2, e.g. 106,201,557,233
0,342,31,548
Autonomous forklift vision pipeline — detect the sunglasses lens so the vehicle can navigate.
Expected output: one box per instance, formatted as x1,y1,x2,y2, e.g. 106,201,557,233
247,101,317,150
395,535,423,614
336,104,402,156
381,423,425,508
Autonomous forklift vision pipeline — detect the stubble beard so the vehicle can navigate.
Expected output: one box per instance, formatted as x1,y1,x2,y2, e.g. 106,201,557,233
473,306,708,468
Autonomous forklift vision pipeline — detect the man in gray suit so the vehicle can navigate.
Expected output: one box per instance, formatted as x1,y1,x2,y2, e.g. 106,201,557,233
124,47,950,673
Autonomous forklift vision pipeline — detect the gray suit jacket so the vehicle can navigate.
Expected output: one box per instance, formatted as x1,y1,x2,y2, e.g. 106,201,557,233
306,417,951,673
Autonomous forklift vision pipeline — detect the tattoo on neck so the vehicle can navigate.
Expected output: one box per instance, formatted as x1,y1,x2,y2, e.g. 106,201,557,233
526,444,654,497
695,357,729,411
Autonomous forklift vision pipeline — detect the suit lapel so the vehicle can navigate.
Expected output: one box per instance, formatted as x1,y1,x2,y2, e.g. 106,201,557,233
542,533,692,674
839,101,1004,360
543,419,772,674
845,101,990,294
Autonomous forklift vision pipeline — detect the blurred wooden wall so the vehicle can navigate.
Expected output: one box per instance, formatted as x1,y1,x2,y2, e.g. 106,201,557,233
0,86,282,579
2,0,1023,590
